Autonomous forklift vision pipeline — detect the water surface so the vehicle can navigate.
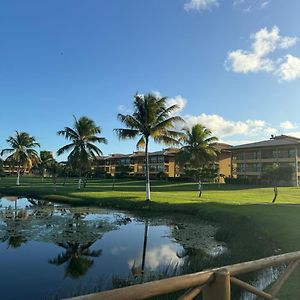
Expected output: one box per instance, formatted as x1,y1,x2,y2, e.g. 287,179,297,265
0,196,223,299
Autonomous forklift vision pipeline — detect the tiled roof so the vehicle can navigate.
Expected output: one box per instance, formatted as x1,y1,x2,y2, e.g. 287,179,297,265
211,143,232,151
232,135,300,150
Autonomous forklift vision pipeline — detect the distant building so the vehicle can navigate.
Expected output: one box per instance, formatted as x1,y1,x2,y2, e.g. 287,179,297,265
96,144,232,180
211,143,232,181
96,148,180,178
231,135,300,186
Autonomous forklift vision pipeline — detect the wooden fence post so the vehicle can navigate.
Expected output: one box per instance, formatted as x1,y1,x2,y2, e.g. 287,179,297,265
202,269,231,300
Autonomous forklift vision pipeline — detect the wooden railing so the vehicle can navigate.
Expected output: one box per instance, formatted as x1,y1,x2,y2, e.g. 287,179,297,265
66,250,300,300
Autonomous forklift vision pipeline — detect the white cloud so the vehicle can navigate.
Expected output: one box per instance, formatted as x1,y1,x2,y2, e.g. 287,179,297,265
284,131,300,138
183,113,279,145
261,1,270,9
280,121,296,130
166,95,187,114
185,0,272,12
184,0,219,12
234,0,271,11
275,55,300,81
128,244,181,271
184,113,274,137
226,26,299,80
152,91,187,114
233,0,245,6
226,50,273,73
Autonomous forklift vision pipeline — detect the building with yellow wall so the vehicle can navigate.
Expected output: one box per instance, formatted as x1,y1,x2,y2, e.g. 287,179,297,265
231,135,300,186
96,144,232,180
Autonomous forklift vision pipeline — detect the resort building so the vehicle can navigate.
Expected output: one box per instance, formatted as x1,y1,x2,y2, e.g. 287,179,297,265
231,135,300,186
211,143,232,180
96,144,232,180
96,148,180,178
2,163,30,176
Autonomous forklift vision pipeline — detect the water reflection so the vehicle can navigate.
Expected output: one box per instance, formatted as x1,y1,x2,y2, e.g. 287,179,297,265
0,197,29,248
48,210,103,278
49,241,102,278
0,196,224,300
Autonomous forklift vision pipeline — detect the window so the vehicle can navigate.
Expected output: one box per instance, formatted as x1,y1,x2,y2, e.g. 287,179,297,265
237,152,244,160
157,165,163,172
288,149,296,158
157,156,164,163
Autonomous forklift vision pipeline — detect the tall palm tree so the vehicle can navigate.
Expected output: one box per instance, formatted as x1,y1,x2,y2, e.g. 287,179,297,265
57,116,107,190
176,124,219,179
114,93,184,201
1,131,40,185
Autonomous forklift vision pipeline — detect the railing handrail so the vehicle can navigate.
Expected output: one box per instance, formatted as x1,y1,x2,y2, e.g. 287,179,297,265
66,250,300,300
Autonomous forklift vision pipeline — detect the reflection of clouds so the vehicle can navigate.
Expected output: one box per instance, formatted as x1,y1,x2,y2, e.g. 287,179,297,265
128,244,182,271
111,246,128,255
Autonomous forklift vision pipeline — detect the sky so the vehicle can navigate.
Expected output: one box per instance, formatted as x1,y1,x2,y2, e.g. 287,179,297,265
1,0,300,159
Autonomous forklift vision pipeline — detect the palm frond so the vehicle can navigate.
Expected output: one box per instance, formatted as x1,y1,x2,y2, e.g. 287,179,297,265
114,128,140,140
57,143,75,156
1,148,14,156
136,136,145,149
117,114,142,130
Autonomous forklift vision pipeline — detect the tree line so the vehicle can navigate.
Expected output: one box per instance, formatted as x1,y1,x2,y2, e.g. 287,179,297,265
0,93,220,201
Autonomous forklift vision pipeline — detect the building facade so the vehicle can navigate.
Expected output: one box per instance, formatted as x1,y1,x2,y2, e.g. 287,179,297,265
231,135,300,186
96,148,180,178
96,144,232,180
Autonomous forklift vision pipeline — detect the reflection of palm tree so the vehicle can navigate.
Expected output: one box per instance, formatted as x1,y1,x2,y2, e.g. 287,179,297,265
7,235,27,248
49,241,102,278
141,219,149,273
0,197,30,248
131,219,149,279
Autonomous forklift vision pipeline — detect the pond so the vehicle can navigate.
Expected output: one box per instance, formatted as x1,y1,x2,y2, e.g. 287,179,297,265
0,196,227,300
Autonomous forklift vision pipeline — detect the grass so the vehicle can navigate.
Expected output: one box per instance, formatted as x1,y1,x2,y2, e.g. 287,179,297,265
1,176,300,298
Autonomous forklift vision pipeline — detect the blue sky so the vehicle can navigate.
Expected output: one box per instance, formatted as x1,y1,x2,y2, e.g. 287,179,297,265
1,0,300,159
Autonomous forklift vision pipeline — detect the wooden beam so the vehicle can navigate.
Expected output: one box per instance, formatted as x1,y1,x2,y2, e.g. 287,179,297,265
203,269,231,300
177,285,205,300
66,272,214,300
228,250,300,276
269,260,300,296
230,277,278,300
66,250,300,300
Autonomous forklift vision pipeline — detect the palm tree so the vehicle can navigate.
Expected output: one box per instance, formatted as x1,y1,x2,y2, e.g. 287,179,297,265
176,124,219,181
114,93,184,201
47,159,61,191
57,116,107,190
39,150,54,181
1,131,40,185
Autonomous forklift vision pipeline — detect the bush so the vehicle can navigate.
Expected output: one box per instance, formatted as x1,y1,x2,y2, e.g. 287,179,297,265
225,177,250,185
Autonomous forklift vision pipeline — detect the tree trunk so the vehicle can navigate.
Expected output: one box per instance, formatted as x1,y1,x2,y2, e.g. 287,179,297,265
78,164,82,190
272,186,278,203
16,163,20,186
42,168,45,182
145,137,151,201
53,177,57,192
63,173,68,186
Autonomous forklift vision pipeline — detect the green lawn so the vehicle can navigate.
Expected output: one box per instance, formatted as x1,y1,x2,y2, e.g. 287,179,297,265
1,176,300,298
